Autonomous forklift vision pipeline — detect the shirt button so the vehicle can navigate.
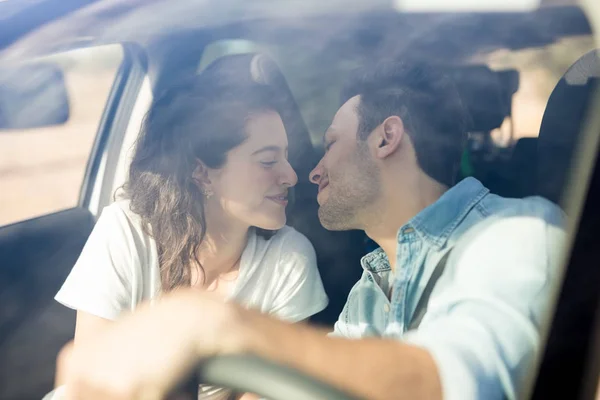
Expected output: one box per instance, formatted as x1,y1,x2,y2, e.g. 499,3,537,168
384,304,390,312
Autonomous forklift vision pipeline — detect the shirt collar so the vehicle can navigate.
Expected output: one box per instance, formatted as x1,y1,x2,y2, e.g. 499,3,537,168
407,177,489,248
361,177,489,272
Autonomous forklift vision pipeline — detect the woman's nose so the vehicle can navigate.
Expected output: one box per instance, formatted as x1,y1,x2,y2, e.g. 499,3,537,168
279,159,298,187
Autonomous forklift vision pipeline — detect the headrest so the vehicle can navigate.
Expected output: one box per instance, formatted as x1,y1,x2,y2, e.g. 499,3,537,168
449,65,519,132
201,53,316,179
537,49,600,204
513,137,539,162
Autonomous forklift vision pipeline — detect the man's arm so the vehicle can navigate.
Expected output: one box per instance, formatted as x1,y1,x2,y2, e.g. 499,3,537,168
57,290,441,400
234,306,442,400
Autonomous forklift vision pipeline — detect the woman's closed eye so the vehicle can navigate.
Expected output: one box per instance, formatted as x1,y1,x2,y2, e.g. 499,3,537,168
260,160,277,168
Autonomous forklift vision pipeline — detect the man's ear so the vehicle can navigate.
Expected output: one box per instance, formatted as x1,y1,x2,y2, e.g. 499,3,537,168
373,116,405,159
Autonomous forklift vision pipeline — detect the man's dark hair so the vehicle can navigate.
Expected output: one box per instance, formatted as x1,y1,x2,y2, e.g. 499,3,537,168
341,61,469,187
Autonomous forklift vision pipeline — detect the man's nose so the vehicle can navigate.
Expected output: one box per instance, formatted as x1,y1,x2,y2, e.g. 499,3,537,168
309,159,324,185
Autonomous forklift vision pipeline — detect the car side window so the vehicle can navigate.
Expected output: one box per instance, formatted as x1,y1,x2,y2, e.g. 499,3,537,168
0,44,123,227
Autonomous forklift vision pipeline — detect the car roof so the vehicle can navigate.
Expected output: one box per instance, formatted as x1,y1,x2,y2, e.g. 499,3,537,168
0,0,592,64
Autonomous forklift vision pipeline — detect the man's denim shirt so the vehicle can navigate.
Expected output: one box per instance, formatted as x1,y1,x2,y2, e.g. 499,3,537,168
332,177,566,400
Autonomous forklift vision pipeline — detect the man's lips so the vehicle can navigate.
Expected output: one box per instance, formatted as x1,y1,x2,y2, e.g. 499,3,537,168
318,181,329,193
316,181,329,205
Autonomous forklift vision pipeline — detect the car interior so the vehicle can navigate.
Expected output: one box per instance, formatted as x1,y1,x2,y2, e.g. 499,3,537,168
1,1,600,399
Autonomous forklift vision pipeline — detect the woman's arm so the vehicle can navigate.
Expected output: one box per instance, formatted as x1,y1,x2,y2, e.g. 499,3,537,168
74,311,113,344
54,311,113,387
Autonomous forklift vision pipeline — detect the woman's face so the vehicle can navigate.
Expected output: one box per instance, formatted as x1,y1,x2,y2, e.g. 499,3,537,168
207,110,298,230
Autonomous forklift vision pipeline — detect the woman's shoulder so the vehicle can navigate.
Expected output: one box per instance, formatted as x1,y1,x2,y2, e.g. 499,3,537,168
94,200,154,251
100,200,144,230
86,200,159,277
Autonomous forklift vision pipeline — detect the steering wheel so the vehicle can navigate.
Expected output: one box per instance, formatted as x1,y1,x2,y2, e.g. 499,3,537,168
196,354,361,400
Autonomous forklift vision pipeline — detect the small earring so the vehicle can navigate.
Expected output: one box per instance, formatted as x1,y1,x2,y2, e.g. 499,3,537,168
201,187,214,199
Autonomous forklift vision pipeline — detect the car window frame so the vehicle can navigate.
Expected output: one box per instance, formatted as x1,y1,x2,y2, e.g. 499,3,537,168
79,42,148,217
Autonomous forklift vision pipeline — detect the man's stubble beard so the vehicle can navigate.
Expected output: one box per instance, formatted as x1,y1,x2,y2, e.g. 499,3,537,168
318,149,381,231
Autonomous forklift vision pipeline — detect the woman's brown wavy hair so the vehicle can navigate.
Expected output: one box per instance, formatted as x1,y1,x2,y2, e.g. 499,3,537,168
122,59,279,291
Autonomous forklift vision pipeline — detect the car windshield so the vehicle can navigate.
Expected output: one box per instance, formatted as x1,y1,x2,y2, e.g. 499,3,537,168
0,1,599,400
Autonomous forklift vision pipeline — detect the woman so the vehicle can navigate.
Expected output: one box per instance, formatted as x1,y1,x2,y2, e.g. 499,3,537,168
53,56,328,399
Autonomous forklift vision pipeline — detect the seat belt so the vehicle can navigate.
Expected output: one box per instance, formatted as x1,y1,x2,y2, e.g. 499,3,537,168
407,249,452,331
405,249,511,400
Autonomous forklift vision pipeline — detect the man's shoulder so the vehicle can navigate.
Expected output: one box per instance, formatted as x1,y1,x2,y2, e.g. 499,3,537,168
447,192,566,249
477,193,565,225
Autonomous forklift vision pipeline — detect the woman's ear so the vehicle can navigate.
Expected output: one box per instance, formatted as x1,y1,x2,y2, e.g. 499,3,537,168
193,160,215,198
192,160,211,186
374,116,405,159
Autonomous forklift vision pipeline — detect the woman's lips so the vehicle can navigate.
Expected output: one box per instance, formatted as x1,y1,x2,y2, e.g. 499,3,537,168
266,194,288,206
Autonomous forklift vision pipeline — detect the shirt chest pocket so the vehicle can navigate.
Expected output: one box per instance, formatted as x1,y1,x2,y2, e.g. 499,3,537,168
341,279,392,338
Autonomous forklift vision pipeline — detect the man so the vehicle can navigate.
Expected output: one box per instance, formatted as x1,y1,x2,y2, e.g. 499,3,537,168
56,62,565,400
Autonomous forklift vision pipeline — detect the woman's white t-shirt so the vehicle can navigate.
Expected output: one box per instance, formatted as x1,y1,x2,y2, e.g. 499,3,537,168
56,200,328,322
53,201,328,399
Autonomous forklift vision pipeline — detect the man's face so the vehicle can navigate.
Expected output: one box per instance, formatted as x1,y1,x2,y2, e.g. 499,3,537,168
309,96,381,231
